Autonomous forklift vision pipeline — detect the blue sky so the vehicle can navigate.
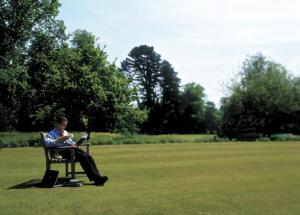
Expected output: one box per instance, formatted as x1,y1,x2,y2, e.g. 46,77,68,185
59,0,300,105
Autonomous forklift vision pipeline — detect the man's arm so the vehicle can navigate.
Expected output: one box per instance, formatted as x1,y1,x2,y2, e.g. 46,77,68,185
45,132,69,147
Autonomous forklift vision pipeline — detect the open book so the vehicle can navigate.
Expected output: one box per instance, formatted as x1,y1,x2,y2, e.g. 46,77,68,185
76,132,88,146
76,137,87,146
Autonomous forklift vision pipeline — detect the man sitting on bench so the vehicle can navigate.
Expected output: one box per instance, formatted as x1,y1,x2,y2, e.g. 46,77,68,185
45,116,108,186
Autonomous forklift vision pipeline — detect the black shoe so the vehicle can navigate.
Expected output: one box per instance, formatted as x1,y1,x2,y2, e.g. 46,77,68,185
94,176,108,186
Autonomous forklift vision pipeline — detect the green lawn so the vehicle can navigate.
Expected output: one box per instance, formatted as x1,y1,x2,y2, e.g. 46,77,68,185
1,142,300,215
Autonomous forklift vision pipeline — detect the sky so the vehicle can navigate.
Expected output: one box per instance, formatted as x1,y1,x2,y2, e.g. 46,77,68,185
58,0,300,106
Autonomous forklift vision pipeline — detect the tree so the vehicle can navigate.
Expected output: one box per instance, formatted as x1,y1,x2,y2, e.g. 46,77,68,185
0,0,62,67
122,45,184,133
221,54,300,138
0,64,28,130
121,45,162,109
18,17,67,130
24,29,147,132
0,0,63,131
204,101,220,133
178,83,206,133
0,1,147,132
159,60,181,133
121,45,162,133
57,30,146,132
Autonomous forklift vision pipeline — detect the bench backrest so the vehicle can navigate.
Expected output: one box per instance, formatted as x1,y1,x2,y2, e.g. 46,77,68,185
40,132,51,162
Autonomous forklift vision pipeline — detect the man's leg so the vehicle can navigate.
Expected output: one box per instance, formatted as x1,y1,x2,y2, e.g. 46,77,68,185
74,148,102,181
59,148,108,185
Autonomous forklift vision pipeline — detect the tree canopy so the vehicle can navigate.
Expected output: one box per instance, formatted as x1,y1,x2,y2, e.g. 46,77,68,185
2,1,300,136
221,54,300,138
0,1,146,132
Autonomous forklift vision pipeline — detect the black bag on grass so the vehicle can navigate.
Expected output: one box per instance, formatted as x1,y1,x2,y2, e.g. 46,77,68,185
41,170,61,188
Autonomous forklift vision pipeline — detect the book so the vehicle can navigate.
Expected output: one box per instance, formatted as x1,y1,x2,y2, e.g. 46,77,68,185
76,132,88,146
76,137,87,146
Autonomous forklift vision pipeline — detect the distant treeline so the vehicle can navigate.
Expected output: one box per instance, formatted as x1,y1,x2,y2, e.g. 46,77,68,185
1,1,300,138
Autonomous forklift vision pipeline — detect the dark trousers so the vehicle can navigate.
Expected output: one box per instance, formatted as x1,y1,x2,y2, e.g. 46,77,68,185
59,148,101,181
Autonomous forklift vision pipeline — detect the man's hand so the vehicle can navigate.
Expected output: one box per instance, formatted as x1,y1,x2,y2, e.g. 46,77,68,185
55,136,69,144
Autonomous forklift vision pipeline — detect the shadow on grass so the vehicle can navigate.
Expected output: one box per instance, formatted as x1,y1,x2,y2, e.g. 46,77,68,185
8,177,94,189
8,179,43,189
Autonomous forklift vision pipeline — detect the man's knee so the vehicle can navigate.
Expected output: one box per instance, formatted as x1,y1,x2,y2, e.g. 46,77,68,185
76,151,90,159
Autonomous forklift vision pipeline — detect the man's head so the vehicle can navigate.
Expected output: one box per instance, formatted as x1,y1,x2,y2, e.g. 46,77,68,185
55,116,68,131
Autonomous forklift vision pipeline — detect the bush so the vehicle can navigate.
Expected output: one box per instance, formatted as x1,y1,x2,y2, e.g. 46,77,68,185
3,132,299,148
0,132,218,147
258,137,271,142
0,132,40,148
269,133,299,141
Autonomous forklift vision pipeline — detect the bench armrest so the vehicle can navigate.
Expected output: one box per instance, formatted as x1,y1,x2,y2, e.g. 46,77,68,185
79,143,91,154
47,147,76,160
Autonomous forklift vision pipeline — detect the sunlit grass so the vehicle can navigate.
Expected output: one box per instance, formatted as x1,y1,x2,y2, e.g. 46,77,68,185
1,142,300,214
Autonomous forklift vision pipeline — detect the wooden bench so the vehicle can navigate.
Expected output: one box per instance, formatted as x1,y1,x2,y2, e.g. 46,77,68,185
40,132,90,179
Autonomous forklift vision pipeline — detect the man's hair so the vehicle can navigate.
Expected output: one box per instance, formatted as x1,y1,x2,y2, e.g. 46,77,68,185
55,116,68,124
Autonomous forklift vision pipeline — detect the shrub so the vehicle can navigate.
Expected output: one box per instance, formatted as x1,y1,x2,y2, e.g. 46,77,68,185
270,133,298,141
258,137,271,142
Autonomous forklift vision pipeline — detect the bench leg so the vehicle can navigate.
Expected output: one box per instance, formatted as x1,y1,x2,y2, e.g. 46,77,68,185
65,163,69,177
71,162,75,179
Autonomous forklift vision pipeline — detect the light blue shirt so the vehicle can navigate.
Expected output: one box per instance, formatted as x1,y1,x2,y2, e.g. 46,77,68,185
45,128,76,148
